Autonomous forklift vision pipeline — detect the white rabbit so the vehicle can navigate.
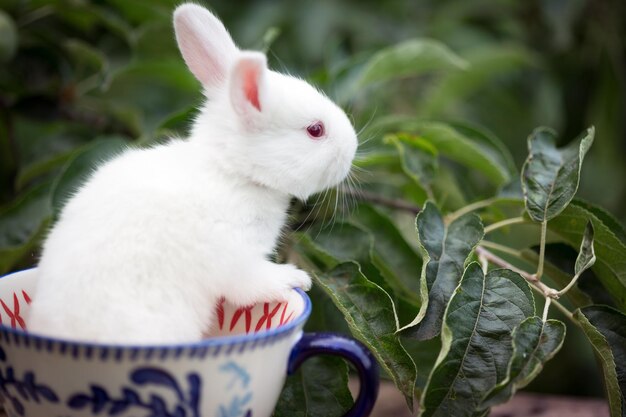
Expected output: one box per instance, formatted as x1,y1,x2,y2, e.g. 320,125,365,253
27,3,358,344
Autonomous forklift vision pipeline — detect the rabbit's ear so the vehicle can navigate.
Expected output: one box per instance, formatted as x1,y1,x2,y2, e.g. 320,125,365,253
174,4,238,92
229,52,268,124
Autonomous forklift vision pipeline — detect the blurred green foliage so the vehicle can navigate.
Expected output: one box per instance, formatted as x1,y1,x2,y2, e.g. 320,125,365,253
1,0,625,409
1,0,625,263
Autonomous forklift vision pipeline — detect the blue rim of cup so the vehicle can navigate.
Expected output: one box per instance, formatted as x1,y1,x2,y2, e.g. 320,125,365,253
0,268,312,352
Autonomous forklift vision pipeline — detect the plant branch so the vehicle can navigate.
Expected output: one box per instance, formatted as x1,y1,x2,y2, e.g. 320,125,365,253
480,240,522,257
446,197,496,223
476,246,532,279
478,251,489,274
550,299,573,321
555,271,583,298
337,190,577,322
475,246,559,298
479,244,572,320
542,298,551,321
484,217,526,234
342,189,421,214
530,284,573,321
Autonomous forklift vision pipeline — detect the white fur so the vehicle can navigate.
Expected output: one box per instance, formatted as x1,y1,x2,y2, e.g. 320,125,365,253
27,3,357,344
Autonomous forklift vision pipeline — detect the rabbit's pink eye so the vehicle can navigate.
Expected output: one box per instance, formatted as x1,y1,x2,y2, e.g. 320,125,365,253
306,122,325,139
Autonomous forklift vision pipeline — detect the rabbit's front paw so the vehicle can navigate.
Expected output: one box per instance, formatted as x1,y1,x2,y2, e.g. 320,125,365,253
225,262,311,306
283,265,312,291
262,263,312,302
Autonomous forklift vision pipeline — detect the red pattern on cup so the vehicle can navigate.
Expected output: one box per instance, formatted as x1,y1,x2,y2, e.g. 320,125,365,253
216,300,296,335
255,303,282,332
216,298,225,330
0,291,29,330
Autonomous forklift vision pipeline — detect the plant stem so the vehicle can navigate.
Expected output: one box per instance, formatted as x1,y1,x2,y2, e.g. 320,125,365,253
528,284,573,321
542,297,551,321
333,189,579,322
476,246,559,298
476,246,532,279
555,272,582,298
478,252,489,273
479,240,522,257
484,217,526,234
446,197,496,223
342,189,421,214
536,220,547,280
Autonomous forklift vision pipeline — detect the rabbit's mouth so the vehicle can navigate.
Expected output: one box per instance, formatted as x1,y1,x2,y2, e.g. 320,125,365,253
325,152,356,190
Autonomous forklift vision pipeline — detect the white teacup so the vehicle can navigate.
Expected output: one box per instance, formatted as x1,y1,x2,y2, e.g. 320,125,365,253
0,269,379,417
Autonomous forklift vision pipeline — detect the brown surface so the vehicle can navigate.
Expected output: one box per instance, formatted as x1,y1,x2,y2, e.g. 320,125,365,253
0,384,610,416
357,380,610,417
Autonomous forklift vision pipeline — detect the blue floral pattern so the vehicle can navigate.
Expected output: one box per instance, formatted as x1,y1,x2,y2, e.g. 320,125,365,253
0,344,260,417
67,367,202,417
0,346,59,415
217,361,253,417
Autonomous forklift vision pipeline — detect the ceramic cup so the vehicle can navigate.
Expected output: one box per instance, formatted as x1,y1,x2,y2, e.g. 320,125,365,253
0,269,379,417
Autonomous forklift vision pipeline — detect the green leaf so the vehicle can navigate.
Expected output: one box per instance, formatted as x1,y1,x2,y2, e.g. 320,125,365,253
401,202,484,340
429,167,469,212
90,4,134,44
355,39,468,88
480,317,566,409
497,179,524,201
420,264,535,417
575,306,626,417
373,119,512,185
51,137,130,218
315,262,418,411
296,220,420,327
14,123,115,190
351,204,423,303
12,117,92,169
97,60,199,135
576,221,596,276
0,182,53,274
104,0,174,24
0,10,17,62
446,121,517,176
134,21,179,60
419,45,539,117
521,126,594,222
151,106,197,143
297,223,373,270
353,150,398,168
15,149,78,191
572,200,626,245
385,133,438,196
63,38,108,89
548,201,626,311
273,356,353,417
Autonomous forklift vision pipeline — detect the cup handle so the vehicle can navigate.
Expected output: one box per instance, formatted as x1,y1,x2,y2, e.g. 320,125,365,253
287,332,379,417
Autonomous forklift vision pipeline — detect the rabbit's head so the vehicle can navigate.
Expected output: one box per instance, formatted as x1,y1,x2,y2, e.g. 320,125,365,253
174,4,357,199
